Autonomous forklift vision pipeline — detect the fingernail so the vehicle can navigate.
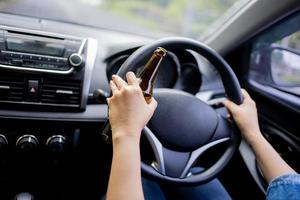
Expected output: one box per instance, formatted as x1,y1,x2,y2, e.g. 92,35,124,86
114,75,121,79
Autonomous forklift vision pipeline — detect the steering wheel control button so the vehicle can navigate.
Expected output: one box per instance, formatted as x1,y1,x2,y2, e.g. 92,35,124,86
46,135,66,152
27,80,39,98
69,53,83,67
16,135,39,151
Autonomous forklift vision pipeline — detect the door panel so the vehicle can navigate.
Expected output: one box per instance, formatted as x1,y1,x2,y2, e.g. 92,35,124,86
225,9,300,196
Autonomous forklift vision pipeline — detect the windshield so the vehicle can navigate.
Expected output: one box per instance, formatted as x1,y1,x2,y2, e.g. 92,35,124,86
0,0,246,39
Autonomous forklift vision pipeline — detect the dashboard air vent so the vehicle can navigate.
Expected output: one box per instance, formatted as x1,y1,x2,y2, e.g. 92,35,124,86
0,75,25,102
41,78,82,107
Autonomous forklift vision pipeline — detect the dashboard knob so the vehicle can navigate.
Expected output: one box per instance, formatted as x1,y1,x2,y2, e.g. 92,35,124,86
16,135,39,151
69,53,83,67
0,134,8,149
46,135,66,152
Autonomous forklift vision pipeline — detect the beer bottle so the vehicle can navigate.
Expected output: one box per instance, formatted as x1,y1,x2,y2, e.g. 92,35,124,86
138,47,167,102
101,47,167,142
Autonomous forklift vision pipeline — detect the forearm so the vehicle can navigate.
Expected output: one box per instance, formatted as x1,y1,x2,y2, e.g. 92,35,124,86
106,135,144,200
248,132,296,183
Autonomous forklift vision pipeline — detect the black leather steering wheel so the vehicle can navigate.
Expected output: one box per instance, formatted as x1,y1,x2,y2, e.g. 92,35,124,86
117,37,243,185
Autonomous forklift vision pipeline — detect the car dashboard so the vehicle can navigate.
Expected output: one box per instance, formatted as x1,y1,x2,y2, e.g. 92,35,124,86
0,13,224,199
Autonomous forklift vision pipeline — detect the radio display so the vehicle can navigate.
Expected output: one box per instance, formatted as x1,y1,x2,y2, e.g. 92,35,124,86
6,37,65,57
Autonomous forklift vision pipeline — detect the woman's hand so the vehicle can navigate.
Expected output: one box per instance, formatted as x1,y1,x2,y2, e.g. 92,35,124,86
224,89,262,144
107,72,154,200
225,89,297,183
107,72,157,142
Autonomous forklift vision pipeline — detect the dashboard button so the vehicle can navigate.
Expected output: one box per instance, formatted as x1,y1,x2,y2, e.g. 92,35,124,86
31,55,38,60
46,135,66,152
69,53,83,67
12,53,21,58
0,134,8,150
41,56,48,61
16,135,39,151
27,80,39,97
11,59,23,66
23,55,31,60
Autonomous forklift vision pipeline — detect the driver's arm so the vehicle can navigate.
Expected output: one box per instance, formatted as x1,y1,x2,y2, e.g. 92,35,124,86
224,89,297,183
106,72,157,200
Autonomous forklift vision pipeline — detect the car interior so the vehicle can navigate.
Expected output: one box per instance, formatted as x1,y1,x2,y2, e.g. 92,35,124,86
0,0,299,199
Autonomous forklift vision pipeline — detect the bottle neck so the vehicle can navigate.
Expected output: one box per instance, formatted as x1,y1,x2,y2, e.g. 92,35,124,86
139,54,163,93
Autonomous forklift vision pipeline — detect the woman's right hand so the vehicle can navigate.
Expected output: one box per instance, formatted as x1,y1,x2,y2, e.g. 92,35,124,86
107,72,157,142
224,89,262,145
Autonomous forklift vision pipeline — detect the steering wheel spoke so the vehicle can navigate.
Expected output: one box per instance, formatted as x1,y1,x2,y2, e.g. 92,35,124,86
179,115,235,178
144,124,232,179
180,137,230,178
143,126,166,175
210,115,234,142
143,127,192,177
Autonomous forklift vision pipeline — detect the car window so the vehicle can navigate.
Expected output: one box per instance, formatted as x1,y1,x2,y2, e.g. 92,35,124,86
249,12,300,96
0,0,247,39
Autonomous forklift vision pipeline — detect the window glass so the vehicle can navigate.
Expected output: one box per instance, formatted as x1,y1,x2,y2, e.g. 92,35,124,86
0,0,246,39
249,12,300,96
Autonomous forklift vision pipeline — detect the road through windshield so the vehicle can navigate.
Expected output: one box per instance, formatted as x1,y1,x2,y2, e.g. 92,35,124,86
0,0,242,38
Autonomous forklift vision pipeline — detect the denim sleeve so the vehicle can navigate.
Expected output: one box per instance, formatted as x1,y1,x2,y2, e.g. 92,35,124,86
266,173,300,200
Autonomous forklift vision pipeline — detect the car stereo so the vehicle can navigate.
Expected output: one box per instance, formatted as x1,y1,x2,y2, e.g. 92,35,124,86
0,26,98,110
0,29,85,74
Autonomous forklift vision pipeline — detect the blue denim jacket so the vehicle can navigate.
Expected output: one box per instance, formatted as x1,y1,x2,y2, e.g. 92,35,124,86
266,174,300,200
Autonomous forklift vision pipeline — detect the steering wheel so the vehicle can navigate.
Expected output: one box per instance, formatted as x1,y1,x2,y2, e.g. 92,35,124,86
117,37,243,185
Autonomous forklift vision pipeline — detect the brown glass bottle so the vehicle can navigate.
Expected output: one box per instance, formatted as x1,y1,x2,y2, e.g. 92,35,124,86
138,47,167,102
101,47,167,143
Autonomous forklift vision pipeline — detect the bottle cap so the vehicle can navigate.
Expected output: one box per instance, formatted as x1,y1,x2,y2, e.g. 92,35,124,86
154,47,167,57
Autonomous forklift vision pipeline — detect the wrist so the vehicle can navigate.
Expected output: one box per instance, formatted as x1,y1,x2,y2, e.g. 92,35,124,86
112,133,141,157
112,130,141,146
245,131,265,147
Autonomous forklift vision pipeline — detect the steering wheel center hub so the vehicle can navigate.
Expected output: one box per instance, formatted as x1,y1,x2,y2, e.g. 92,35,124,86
149,89,218,151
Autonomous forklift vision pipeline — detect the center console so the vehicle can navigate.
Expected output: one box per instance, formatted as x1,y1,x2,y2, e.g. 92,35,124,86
0,26,106,199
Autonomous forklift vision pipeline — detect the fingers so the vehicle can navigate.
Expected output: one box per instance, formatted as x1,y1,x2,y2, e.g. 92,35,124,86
126,72,139,85
148,98,158,111
241,89,251,100
224,100,238,113
110,80,118,95
106,97,111,105
112,75,127,89
226,113,231,118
